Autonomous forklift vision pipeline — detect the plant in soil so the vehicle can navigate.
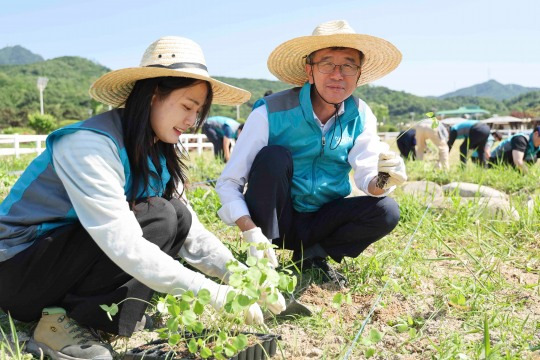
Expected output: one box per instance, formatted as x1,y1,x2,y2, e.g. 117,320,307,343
102,241,296,359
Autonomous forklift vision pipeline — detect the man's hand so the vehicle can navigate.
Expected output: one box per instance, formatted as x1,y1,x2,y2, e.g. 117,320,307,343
204,281,264,325
258,288,287,315
377,151,407,189
242,227,279,268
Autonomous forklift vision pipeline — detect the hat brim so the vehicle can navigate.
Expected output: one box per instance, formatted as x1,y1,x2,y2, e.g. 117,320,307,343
89,67,250,107
267,33,402,87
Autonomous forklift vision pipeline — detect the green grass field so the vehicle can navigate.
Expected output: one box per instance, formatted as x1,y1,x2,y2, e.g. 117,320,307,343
1,146,539,359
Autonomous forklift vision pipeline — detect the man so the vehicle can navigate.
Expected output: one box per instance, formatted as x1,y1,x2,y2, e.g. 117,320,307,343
202,116,241,162
414,118,449,170
396,129,416,160
471,131,503,164
447,119,491,166
215,20,406,284
489,126,540,172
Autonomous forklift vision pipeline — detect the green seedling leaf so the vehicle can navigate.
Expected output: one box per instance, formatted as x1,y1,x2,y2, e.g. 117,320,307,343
228,273,243,287
237,294,252,307
224,344,236,357
226,289,237,303
235,334,248,349
182,291,195,302
166,318,179,332
425,112,434,118
99,303,118,321
188,338,198,354
193,321,204,334
193,300,204,315
332,293,344,307
395,323,409,333
168,333,180,346
181,310,197,326
365,348,376,358
200,346,213,359
368,328,383,343
156,299,167,314
409,328,417,338
246,256,257,267
219,331,228,342
197,288,211,304
171,303,183,316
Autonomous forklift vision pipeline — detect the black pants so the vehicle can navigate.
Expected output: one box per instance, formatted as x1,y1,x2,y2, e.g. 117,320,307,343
202,123,224,159
460,123,490,165
396,129,416,160
244,146,401,263
0,197,191,336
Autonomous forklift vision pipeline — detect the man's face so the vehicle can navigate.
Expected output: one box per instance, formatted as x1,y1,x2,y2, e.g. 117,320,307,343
305,48,361,104
533,130,540,147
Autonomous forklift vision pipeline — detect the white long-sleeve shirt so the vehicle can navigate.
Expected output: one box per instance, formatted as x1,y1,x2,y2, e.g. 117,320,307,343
52,130,236,296
215,99,392,226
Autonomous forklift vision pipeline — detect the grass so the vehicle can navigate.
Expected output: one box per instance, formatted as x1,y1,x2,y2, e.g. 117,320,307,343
1,147,540,359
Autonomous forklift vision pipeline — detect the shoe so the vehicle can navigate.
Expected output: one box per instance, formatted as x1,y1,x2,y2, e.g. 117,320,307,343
26,307,113,360
292,253,348,287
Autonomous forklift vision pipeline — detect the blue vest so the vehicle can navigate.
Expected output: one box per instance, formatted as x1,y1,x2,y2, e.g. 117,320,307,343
451,120,478,139
491,132,539,162
0,110,170,262
206,116,240,138
262,82,365,213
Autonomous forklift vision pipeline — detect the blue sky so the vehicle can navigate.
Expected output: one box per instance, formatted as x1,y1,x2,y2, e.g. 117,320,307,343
1,0,539,97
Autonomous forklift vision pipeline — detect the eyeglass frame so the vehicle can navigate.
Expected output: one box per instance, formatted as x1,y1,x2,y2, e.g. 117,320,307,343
308,61,361,76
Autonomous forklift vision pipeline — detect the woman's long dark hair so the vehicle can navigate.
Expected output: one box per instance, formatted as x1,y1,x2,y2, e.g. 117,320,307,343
122,77,213,201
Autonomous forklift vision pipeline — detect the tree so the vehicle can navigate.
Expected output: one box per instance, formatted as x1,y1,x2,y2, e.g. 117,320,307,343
28,112,57,134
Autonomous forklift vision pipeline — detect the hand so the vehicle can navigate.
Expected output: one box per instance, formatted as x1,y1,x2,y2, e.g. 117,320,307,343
258,288,286,315
242,227,279,268
377,151,407,188
204,281,265,325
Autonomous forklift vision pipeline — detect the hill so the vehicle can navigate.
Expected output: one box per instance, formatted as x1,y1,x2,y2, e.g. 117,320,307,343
439,79,540,101
0,56,109,127
0,45,44,65
1,54,539,130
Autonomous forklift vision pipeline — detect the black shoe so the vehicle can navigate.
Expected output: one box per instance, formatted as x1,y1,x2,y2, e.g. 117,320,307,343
292,254,348,287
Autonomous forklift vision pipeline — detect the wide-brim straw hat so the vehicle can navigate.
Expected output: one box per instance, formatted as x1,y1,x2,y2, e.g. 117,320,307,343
267,20,402,87
90,36,250,107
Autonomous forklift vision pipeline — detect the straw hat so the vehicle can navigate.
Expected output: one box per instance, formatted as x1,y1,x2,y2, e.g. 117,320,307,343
267,20,402,87
90,36,250,107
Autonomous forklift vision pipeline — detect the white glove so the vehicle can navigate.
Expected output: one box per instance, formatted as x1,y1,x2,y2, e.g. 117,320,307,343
377,151,407,188
203,279,265,325
258,288,287,315
242,227,279,269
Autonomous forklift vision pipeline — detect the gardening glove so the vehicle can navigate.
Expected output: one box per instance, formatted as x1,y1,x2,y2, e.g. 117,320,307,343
203,279,265,325
242,227,279,269
377,151,407,189
258,288,287,315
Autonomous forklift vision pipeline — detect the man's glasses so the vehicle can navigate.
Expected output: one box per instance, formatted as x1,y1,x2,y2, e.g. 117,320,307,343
310,61,360,76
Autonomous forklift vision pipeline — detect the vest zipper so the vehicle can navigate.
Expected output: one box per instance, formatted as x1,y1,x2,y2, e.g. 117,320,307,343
320,124,325,155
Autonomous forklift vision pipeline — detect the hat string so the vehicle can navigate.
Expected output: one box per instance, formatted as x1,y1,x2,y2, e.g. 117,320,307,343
311,80,344,151
147,62,208,71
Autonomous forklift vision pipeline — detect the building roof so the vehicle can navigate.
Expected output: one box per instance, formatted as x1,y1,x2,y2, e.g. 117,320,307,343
436,106,490,116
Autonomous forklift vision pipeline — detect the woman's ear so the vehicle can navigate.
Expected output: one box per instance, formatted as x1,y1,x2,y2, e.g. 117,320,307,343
150,94,156,106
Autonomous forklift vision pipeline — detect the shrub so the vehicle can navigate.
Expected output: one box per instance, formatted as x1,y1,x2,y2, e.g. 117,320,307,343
27,112,57,134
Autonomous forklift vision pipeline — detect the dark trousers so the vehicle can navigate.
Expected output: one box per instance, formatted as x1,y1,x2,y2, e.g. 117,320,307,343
396,129,416,160
0,197,191,336
460,123,490,165
202,123,224,159
244,146,400,263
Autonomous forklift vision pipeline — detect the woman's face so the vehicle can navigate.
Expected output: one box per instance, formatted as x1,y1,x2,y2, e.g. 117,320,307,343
150,82,208,144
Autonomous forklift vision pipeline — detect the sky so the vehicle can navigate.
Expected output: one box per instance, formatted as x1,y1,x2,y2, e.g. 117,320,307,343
1,0,539,97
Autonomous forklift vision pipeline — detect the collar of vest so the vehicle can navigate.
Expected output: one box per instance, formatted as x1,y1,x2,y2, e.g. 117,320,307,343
299,82,360,124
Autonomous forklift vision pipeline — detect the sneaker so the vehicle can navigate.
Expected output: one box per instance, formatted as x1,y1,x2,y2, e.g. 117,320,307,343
26,307,113,360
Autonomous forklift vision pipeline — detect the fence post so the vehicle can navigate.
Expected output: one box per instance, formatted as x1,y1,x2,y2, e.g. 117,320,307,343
197,135,203,156
36,138,42,154
14,134,20,158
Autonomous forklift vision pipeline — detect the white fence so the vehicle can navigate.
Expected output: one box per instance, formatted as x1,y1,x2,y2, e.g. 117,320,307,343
0,130,532,158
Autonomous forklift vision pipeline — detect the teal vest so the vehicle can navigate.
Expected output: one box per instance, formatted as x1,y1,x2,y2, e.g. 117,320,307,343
451,120,478,139
263,82,365,213
0,110,170,262
491,132,539,162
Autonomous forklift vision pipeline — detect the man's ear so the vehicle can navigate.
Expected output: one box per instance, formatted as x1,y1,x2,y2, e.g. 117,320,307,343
305,64,314,84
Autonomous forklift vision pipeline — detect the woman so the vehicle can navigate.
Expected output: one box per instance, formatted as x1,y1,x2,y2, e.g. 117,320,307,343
0,36,284,360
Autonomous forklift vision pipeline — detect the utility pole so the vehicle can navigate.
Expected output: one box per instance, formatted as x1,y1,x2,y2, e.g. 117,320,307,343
37,77,49,115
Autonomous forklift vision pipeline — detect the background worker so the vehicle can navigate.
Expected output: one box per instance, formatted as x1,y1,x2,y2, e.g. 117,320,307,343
202,115,241,162
447,119,491,166
414,118,449,170
396,129,416,160
471,131,503,164
489,126,540,172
